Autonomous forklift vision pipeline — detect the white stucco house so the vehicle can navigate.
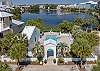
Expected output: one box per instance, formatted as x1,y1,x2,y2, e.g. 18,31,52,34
79,1,97,9
0,11,13,37
0,11,25,37
22,26,40,57
0,0,12,7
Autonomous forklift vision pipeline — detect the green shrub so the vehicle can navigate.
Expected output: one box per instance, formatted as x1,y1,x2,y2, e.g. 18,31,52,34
53,59,56,63
37,54,43,62
57,57,64,64
44,59,47,64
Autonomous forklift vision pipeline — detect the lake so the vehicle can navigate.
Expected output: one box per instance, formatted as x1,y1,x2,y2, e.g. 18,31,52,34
21,10,91,25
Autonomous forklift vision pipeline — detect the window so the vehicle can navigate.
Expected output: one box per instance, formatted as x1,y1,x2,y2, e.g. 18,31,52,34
0,33,3,38
9,17,12,20
35,37,37,42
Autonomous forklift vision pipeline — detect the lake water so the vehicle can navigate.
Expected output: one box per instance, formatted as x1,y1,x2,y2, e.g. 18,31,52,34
21,10,91,25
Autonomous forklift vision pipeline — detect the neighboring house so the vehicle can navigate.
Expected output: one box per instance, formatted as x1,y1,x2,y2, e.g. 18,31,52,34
22,26,40,57
11,19,25,33
0,0,12,11
0,0,12,7
97,1,100,9
0,11,13,37
79,1,97,9
0,11,25,37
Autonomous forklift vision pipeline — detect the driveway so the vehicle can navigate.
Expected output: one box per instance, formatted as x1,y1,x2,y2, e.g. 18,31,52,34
23,65,79,71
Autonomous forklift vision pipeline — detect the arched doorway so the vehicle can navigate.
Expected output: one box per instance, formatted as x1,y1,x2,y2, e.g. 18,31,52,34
47,49,54,57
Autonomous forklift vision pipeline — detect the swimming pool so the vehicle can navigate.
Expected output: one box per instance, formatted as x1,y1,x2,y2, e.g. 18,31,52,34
45,35,58,41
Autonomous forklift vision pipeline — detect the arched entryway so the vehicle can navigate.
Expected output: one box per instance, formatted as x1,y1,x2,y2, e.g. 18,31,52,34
47,49,54,57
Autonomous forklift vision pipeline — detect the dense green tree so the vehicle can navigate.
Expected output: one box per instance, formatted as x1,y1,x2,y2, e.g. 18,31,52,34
0,39,4,55
8,33,28,66
0,32,15,55
29,5,40,13
26,18,44,31
85,16,99,31
71,37,92,58
71,31,99,67
0,61,12,71
73,31,99,49
74,17,85,26
59,20,74,33
71,36,92,67
44,4,57,9
11,7,21,20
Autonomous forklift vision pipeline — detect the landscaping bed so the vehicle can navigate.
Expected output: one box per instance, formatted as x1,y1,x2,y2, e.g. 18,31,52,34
87,61,96,64
30,61,43,65
58,61,75,65
5,62,17,64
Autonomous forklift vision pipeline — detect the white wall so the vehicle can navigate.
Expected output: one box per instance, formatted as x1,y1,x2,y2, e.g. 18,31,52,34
28,27,40,57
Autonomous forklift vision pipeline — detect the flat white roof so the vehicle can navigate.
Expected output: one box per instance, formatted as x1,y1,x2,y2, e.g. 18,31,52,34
12,19,24,25
0,11,13,17
22,26,36,40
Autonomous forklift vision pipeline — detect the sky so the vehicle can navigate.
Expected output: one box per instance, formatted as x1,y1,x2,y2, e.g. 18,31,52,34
12,0,93,5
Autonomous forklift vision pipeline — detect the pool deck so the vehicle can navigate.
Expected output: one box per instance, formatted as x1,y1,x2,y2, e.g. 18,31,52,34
39,32,73,46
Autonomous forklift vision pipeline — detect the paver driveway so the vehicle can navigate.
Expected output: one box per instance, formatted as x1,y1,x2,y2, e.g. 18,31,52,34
23,65,79,71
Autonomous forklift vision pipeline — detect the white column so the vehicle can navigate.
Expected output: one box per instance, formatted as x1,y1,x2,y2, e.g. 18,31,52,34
0,18,2,32
54,47,56,59
0,17,3,32
44,47,47,60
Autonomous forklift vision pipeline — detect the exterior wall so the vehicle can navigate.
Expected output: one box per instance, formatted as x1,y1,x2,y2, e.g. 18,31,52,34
0,2,2,5
0,17,12,32
11,24,25,33
56,55,97,63
98,1,100,9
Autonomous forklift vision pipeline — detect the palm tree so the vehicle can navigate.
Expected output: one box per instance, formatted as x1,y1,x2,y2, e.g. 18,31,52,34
0,61,12,71
33,42,43,57
57,42,67,57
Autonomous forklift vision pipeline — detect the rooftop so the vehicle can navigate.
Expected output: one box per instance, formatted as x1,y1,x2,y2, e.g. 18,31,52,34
12,19,24,25
0,11,13,17
22,26,36,40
